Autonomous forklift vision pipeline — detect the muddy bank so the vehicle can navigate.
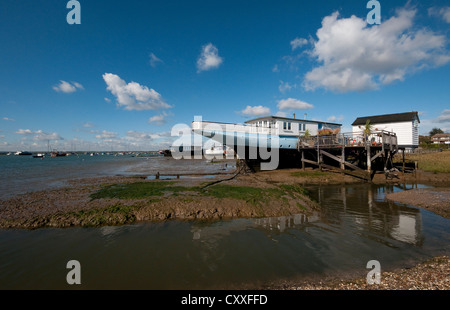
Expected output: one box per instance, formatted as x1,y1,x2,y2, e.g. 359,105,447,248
386,188,450,219
0,173,319,229
263,256,450,290
2,166,450,229
254,167,450,186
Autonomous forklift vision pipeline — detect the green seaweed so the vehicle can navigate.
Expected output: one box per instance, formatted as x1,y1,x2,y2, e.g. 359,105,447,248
90,181,200,200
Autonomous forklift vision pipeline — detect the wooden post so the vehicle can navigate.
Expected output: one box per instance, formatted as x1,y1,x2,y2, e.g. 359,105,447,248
317,143,321,171
366,144,371,182
340,146,345,173
402,149,405,173
319,154,323,171
317,146,322,172
301,150,305,171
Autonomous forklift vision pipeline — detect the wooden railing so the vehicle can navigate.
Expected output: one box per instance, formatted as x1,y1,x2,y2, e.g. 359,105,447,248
298,131,398,149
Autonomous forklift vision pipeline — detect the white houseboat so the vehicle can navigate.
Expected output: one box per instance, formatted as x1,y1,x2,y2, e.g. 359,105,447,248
192,115,341,151
189,115,341,170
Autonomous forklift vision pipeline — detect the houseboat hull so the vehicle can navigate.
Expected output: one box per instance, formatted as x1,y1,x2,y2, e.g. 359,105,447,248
191,122,302,169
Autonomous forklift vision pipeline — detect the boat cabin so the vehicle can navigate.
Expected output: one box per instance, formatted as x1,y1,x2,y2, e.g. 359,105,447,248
245,116,342,136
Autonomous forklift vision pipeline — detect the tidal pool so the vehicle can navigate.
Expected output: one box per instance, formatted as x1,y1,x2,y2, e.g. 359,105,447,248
0,183,448,289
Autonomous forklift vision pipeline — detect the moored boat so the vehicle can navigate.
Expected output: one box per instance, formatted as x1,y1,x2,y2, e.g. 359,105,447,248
14,151,33,156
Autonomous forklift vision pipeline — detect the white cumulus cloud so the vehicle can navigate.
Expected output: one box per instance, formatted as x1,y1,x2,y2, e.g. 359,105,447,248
15,129,63,140
53,80,84,93
327,115,344,122
126,131,154,140
103,73,171,111
241,105,271,116
429,6,450,23
15,129,34,135
279,81,296,93
277,98,314,110
303,8,450,93
148,112,171,125
436,109,450,123
290,37,308,50
95,130,118,140
197,43,223,72
33,130,63,141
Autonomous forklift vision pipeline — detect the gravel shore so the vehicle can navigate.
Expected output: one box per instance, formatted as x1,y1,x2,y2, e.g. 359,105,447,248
386,188,450,219
265,256,450,290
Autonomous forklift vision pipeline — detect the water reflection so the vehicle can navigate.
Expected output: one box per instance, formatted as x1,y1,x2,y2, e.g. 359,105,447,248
310,184,424,246
191,214,319,241
190,184,425,247
0,183,447,289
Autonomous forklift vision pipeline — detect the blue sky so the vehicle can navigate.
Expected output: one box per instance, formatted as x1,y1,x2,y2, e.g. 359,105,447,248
1,0,449,151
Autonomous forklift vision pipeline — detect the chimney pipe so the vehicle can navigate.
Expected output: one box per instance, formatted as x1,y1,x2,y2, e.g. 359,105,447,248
304,113,307,120
293,113,295,119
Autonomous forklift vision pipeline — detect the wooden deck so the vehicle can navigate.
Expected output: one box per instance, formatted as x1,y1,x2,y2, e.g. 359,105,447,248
297,131,399,181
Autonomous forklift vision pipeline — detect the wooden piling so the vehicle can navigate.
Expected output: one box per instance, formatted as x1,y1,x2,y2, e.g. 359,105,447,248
301,150,305,171
402,149,406,173
297,130,398,181
366,144,371,182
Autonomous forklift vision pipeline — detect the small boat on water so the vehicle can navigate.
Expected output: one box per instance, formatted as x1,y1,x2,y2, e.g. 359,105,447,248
14,151,32,156
50,152,67,157
33,153,45,158
158,149,172,157
204,145,225,156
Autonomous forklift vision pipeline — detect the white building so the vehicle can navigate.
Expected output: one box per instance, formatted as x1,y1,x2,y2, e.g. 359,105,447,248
244,115,342,137
352,112,420,150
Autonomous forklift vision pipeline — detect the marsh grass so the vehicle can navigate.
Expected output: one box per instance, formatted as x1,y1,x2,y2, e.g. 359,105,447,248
90,181,201,200
204,184,286,205
290,171,328,178
66,204,138,226
90,181,309,208
15,181,314,228
397,150,450,173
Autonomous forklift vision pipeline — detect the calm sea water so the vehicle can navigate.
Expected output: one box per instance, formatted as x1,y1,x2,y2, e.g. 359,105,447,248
0,154,235,200
0,182,449,289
